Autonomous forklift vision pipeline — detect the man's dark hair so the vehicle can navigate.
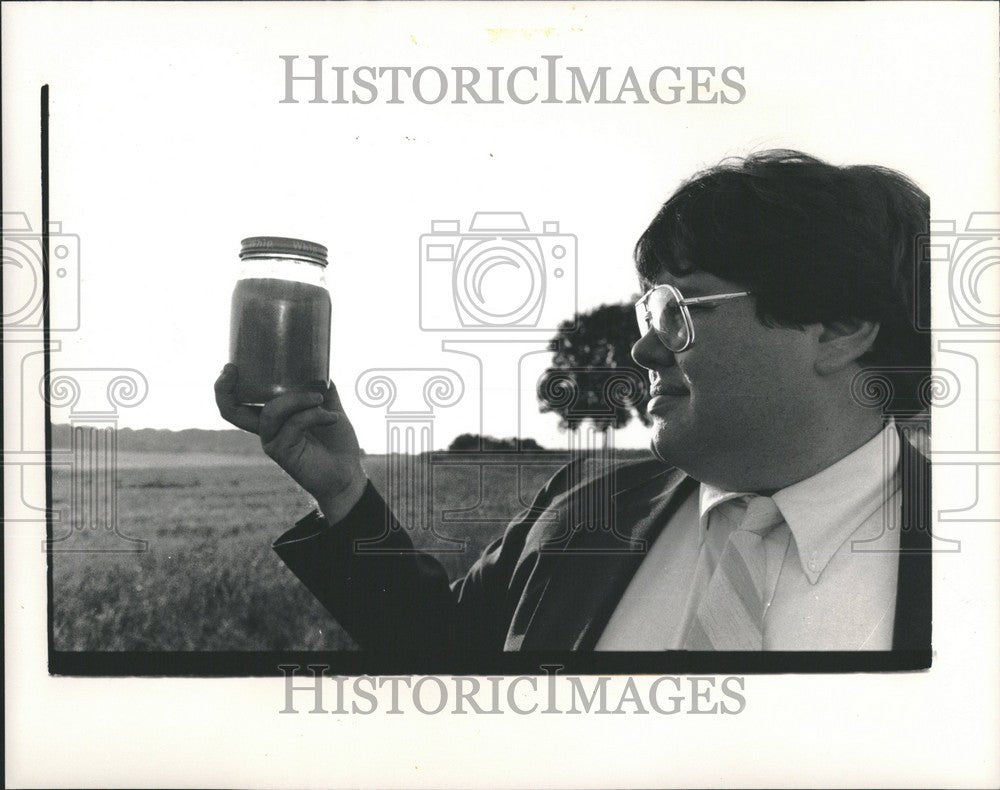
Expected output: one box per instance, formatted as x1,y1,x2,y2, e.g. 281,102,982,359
634,149,930,414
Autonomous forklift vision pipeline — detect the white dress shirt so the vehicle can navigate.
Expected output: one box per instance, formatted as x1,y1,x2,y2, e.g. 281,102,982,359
595,423,903,650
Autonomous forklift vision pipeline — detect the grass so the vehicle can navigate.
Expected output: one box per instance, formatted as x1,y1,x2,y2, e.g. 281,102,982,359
50,451,627,651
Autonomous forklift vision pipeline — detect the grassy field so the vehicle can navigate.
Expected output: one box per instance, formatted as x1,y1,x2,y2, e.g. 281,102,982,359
51,450,640,651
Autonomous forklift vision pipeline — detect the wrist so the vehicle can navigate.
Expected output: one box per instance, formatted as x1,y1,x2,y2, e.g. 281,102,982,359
316,475,369,524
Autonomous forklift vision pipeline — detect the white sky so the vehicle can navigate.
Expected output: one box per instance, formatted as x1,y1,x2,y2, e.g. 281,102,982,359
4,1,999,452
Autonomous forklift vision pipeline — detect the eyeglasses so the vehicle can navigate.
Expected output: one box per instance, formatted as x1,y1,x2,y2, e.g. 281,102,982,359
634,284,752,353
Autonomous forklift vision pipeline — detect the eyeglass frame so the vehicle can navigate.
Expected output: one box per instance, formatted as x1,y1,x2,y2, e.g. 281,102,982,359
634,283,752,353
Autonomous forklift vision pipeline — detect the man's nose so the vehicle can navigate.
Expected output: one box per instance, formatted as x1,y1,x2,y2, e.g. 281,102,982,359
631,329,675,370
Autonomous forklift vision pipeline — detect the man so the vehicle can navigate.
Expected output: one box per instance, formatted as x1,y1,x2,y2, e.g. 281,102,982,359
215,150,931,652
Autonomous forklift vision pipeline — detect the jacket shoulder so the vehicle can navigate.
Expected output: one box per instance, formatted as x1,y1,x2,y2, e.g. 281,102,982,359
535,454,673,506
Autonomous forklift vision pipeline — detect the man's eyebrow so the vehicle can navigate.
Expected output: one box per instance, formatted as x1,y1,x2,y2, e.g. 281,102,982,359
649,279,710,297
683,286,721,298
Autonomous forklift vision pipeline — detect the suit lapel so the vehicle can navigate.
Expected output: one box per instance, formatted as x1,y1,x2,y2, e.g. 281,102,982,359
515,464,697,650
512,431,932,653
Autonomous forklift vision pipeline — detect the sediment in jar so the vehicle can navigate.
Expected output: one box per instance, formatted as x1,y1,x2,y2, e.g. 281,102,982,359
229,277,331,405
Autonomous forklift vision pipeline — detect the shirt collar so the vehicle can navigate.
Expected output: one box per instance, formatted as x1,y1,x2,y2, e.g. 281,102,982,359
698,422,900,585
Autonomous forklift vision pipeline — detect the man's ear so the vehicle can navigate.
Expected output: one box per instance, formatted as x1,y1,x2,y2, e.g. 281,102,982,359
814,319,880,375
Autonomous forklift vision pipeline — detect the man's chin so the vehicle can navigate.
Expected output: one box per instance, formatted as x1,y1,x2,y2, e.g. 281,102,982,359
648,426,684,465
648,417,704,467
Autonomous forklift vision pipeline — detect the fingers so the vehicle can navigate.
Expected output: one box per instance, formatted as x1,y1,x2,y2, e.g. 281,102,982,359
216,364,349,444
258,390,332,445
261,405,340,459
214,364,262,434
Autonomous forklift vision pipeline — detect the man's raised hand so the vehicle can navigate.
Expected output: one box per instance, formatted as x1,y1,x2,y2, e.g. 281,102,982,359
214,363,368,522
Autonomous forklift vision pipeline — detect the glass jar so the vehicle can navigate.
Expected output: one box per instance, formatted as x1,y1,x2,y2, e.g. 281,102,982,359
229,236,331,406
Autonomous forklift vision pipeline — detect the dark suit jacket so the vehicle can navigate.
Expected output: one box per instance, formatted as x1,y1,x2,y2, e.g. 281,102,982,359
273,437,931,653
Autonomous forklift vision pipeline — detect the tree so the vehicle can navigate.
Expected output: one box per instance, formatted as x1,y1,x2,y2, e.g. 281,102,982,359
448,433,546,451
448,433,483,451
537,300,652,432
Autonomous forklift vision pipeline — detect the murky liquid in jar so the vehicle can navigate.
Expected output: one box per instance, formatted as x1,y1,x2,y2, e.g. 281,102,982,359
229,277,331,405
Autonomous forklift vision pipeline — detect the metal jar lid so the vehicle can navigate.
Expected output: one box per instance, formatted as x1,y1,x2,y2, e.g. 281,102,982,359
239,236,328,266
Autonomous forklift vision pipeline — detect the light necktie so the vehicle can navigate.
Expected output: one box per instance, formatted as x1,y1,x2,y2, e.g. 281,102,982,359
683,495,785,650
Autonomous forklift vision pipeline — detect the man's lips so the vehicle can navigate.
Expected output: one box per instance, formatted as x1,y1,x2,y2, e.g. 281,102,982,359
648,382,688,397
647,382,689,413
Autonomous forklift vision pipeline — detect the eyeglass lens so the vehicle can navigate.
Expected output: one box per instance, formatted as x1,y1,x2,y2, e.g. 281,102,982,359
637,287,690,351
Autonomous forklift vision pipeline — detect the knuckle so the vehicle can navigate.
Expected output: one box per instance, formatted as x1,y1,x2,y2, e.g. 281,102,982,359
261,436,282,459
281,411,305,431
271,416,303,445
257,418,277,441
